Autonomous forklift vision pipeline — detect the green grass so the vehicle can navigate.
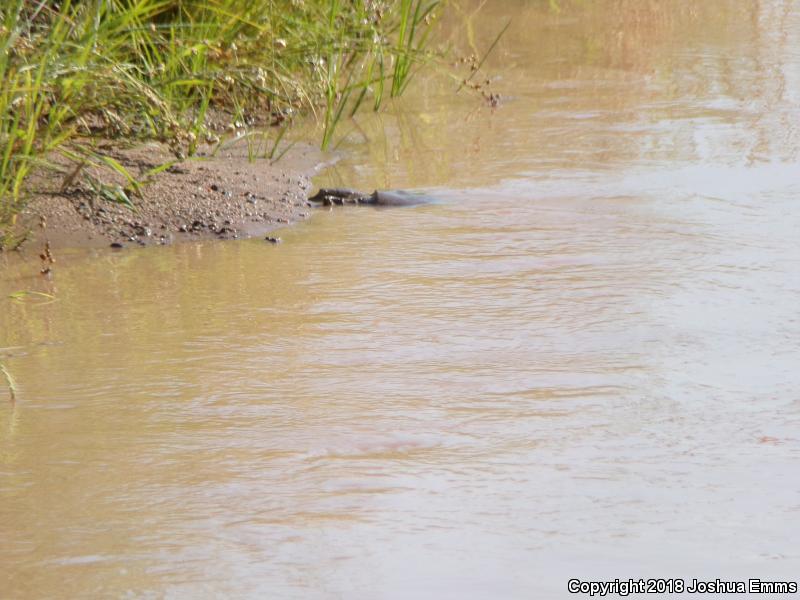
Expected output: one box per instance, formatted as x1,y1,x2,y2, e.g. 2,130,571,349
0,0,441,245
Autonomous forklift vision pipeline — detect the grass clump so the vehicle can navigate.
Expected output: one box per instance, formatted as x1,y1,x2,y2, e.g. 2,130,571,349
0,0,441,245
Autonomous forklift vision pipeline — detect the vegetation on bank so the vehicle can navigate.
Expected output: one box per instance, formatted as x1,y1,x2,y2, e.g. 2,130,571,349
0,0,440,247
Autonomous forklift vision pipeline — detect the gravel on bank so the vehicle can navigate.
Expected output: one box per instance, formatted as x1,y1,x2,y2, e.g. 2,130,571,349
15,139,330,254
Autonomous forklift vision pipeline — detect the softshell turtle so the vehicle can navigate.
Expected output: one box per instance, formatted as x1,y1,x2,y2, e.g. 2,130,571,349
308,188,434,207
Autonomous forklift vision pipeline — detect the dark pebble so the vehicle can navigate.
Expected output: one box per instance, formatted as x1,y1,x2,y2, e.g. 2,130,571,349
110,242,124,249
210,183,219,191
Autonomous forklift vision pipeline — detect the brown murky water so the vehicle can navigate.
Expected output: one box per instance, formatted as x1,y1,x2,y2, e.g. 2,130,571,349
2,1,800,597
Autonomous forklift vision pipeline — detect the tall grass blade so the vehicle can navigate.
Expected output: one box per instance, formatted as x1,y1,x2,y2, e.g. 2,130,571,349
0,362,16,404
457,18,511,92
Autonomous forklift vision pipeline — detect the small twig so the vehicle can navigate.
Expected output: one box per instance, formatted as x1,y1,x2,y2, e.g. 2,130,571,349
457,19,511,93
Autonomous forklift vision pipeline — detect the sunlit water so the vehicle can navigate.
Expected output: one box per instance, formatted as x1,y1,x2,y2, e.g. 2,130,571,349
2,1,800,597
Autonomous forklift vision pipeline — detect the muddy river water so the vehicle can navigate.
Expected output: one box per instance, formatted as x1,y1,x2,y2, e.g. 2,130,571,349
2,1,800,597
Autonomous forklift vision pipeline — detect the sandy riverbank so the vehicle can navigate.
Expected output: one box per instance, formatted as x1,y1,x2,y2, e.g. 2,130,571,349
13,138,330,257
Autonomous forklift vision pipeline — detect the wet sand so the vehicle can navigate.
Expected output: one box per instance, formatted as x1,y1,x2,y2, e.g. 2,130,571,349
14,138,329,254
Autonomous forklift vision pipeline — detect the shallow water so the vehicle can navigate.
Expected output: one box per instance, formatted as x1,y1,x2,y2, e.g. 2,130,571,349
2,1,800,597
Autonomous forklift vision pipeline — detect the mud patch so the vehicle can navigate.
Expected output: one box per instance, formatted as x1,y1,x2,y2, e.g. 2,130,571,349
15,139,329,253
